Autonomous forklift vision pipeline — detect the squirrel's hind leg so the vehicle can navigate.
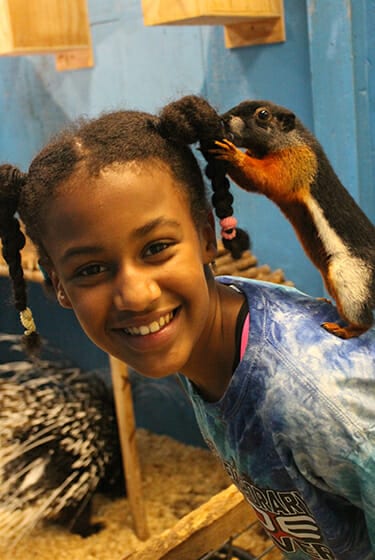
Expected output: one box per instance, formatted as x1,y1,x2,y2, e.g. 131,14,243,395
321,321,372,339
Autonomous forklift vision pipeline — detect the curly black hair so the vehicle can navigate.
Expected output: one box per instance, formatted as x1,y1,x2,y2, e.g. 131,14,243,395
0,95,250,354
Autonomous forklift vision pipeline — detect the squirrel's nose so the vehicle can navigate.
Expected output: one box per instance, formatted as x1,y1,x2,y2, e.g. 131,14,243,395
220,117,234,141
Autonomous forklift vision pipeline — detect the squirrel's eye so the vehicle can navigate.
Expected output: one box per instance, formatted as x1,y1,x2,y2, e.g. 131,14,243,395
255,108,271,121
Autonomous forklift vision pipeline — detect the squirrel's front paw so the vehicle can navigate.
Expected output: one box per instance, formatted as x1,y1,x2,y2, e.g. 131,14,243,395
210,139,242,163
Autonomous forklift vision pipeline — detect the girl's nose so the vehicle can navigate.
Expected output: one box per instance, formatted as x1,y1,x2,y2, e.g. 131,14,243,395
113,266,161,311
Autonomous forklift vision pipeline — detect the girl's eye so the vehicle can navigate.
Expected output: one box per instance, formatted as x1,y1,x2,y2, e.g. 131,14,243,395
77,264,107,277
255,107,271,121
144,241,171,258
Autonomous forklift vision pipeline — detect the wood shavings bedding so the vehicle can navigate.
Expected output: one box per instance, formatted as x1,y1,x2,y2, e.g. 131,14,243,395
1,429,281,560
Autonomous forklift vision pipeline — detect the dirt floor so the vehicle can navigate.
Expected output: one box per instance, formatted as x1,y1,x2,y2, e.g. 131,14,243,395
0,429,282,560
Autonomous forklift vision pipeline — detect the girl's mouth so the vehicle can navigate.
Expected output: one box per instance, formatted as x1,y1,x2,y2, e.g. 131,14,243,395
123,308,179,336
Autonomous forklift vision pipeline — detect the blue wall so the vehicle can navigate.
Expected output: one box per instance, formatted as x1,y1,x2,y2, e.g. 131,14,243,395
1,0,373,444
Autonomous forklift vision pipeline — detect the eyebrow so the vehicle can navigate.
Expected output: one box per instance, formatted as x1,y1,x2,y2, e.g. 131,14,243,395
133,217,181,238
60,245,103,264
60,217,182,263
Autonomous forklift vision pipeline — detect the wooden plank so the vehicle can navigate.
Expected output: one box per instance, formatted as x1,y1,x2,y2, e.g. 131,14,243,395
0,239,149,541
55,44,94,71
0,1,12,53
224,15,285,48
223,0,284,48
141,0,282,26
122,484,256,560
0,0,91,55
110,356,150,541
55,10,94,71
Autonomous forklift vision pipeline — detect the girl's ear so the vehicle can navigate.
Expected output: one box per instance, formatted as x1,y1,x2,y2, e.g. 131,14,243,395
201,211,218,263
49,270,72,309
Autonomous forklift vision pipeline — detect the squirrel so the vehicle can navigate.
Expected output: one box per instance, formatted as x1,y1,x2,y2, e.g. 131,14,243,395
211,100,375,339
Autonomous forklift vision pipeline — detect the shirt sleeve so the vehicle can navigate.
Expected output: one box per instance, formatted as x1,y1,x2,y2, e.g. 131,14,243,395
274,373,375,553
342,437,375,550
266,326,375,553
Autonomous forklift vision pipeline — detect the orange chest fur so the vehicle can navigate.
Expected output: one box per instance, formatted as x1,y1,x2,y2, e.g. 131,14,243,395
235,144,318,206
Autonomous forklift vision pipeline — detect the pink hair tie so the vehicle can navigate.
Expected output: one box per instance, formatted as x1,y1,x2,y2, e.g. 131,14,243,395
220,216,237,240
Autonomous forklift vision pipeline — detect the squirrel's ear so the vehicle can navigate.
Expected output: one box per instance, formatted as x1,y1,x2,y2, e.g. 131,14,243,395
278,110,295,132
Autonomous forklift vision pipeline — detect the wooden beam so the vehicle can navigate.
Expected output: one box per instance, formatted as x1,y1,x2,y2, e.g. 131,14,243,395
141,0,285,48
110,356,150,541
0,0,91,55
122,484,256,560
0,239,149,541
55,28,94,71
55,46,94,72
224,18,285,49
141,0,283,26
225,0,285,49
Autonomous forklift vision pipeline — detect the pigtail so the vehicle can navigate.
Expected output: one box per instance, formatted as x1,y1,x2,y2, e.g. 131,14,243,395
157,95,250,259
204,157,250,258
0,164,41,355
157,95,224,145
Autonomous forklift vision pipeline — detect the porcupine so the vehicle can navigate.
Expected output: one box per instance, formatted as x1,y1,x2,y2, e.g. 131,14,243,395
0,339,123,550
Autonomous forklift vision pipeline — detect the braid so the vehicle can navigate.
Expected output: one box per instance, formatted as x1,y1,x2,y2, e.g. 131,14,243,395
205,156,250,258
157,95,250,259
0,164,41,355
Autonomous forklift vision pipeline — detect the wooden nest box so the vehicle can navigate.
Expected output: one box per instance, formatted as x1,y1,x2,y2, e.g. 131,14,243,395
0,0,93,69
141,0,285,48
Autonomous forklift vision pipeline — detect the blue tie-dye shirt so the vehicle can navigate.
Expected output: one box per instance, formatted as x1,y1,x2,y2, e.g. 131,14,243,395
182,277,375,560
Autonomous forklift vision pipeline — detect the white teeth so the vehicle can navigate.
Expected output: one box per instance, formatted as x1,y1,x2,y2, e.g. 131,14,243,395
149,321,160,333
124,312,174,336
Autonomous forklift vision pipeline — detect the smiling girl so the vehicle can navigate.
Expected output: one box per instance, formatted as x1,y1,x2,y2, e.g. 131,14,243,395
0,95,374,559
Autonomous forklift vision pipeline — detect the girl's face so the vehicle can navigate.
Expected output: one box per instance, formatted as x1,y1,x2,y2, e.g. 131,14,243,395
42,161,219,380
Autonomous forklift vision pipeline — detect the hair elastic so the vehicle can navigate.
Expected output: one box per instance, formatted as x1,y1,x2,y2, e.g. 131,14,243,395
20,307,37,336
220,216,237,240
